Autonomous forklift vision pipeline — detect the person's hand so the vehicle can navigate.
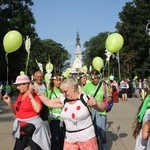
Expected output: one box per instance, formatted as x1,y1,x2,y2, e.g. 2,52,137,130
3,94,11,104
87,96,97,107
29,84,39,94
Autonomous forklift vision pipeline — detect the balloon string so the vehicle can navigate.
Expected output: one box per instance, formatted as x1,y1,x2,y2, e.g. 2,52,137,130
5,53,9,85
101,61,108,78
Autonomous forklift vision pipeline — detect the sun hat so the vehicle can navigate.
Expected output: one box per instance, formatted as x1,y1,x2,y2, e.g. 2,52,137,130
109,75,114,81
13,74,30,84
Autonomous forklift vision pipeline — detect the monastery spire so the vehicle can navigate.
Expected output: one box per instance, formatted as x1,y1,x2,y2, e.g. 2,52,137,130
71,31,83,73
76,31,81,46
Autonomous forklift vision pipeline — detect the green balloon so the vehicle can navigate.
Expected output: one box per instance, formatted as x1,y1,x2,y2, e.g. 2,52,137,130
106,33,124,53
3,30,22,53
45,63,53,73
44,73,51,83
82,66,88,73
92,57,104,71
62,71,70,78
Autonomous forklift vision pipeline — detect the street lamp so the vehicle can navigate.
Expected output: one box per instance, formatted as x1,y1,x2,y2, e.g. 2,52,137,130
145,20,150,36
145,20,150,55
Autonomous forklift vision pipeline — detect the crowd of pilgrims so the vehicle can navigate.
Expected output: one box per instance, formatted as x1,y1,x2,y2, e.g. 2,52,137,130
1,69,150,150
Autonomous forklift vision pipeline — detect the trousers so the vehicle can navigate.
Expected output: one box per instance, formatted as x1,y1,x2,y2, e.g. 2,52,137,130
13,134,41,150
95,113,107,150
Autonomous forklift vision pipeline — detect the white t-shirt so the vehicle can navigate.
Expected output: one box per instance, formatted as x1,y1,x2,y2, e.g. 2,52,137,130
135,109,150,150
34,82,46,93
60,94,95,142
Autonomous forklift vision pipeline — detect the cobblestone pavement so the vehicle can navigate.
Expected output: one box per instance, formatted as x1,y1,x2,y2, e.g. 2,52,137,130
0,97,141,150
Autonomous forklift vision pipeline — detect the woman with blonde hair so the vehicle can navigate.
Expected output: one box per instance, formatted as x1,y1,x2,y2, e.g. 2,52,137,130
32,78,106,150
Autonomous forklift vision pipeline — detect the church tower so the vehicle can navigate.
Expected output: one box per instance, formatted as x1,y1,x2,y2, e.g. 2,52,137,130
71,31,83,73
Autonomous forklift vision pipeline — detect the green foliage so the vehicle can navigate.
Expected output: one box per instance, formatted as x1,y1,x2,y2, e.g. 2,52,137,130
29,39,70,75
0,0,36,81
83,32,109,66
116,0,150,78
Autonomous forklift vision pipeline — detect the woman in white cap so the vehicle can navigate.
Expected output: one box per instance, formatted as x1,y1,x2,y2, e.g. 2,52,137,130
3,74,51,150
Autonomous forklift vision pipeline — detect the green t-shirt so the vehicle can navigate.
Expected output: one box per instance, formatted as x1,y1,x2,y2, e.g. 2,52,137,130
46,88,63,120
83,82,106,115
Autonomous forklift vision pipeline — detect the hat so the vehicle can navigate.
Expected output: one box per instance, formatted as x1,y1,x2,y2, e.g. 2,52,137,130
109,75,114,81
13,75,30,84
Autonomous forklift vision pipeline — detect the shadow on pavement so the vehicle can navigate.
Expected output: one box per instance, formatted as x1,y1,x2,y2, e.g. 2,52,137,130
107,121,128,150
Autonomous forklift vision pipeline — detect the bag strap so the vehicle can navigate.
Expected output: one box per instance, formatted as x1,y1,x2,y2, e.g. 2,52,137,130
64,94,88,106
103,82,107,98
47,89,58,99
51,90,58,98
79,94,101,150
64,98,79,105
93,82,102,98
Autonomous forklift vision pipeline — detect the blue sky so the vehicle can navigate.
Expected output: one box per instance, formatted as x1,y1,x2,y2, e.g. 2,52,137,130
32,0,132,64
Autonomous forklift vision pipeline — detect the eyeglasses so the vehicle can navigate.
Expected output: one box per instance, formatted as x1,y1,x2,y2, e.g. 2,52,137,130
16,101,22,112
61,89,69,94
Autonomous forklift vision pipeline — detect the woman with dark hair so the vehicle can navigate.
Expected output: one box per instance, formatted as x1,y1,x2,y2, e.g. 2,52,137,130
78,73,88,94
133,83,150,150
46,73,64,150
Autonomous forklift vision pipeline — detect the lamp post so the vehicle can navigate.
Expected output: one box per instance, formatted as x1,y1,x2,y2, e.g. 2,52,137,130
145,20,150,36
145,20,150,54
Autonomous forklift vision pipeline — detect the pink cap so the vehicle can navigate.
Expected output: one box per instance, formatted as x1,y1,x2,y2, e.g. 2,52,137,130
13,75,30,84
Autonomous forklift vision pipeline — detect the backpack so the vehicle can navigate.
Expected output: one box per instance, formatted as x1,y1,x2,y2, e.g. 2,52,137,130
39,82,49,121
40,103,49,121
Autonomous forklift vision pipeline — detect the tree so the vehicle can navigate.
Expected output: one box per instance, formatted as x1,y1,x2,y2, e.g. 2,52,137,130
83,32,109,67
29,39,70,74
0,0,37,82
116,0,150,78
